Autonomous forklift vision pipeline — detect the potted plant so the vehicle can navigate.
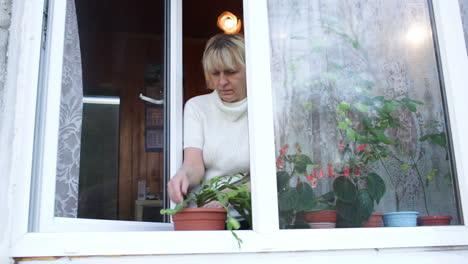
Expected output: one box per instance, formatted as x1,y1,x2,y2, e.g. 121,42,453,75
160,173,251,247
276,144,337,229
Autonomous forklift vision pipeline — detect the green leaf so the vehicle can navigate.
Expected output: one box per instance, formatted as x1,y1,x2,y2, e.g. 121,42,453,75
333,176,357,203
293,154,313,173
338,110,346,118
353,103,369,112
278,190,298,211
277,171,289,191
426,169,438,185
405,102,417,112
346,128,357,141
345,118,352,126
366,173,386,203
336,199,355,220
296,183,317,211
303,102,313,111
338,122,348,130
339,102,351,111
401,164,410,171
352,40,359,49
356,189,374,223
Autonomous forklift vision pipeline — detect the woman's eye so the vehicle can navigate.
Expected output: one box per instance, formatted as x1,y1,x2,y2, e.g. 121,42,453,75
212,72,220,76
225,70,238,75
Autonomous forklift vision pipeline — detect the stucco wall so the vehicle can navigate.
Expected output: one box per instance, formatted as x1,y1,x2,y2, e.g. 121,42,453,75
0,0,11,104
0,0,12,263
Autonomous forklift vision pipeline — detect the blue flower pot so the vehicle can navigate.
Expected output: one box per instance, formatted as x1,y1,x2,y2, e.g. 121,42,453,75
383,211,419,227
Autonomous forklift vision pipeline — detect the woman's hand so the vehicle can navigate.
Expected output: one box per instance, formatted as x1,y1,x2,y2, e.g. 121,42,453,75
167,147,205,204
167,171,190,204
202,201,225,208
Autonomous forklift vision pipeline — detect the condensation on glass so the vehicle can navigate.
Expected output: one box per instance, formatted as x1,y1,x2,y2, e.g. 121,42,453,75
54,0,165,221
268,0,461,229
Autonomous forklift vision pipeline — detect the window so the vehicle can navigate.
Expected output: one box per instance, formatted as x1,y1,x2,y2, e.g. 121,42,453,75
9,0,468,258
269,0,461,229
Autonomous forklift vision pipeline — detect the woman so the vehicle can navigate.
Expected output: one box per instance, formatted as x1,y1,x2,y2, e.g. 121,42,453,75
167,34,250,228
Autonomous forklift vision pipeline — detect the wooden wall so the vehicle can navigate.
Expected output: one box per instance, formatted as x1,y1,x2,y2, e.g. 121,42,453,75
116,34,165,221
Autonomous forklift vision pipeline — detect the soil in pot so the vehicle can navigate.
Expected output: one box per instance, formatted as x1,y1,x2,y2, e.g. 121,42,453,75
302,210,337,228
363,212,383,227
172,208,227,231
417,215,452,226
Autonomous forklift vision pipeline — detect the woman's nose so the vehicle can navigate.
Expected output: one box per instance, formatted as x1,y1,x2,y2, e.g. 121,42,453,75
219,73,228,85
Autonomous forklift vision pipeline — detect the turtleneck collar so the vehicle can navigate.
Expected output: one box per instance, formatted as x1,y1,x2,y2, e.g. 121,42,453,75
212,90,247,121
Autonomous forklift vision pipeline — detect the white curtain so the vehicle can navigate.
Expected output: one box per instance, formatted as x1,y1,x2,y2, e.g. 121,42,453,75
54,0,83,217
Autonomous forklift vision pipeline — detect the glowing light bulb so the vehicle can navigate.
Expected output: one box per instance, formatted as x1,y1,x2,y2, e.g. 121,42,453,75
217,11,242,34
224,18,234,29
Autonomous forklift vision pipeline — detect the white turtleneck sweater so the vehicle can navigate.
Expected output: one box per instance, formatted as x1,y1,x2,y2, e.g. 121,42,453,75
183,90,250,186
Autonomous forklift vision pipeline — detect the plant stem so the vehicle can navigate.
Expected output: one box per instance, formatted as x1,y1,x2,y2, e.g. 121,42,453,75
410,155,430,215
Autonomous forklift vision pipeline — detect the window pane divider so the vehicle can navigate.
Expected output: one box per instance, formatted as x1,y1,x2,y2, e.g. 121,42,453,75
244,0,280,234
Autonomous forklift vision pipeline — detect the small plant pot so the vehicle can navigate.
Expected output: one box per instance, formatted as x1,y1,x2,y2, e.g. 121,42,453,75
383,211,419,227
302,210,337,229
417,215,452,226
172,208,227,231
363,212,384,227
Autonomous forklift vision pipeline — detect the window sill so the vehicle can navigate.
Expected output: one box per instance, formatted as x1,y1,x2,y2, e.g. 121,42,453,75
10,225,468,257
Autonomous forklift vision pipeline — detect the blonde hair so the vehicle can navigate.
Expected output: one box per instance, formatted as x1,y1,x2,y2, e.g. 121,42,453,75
202,34,245,90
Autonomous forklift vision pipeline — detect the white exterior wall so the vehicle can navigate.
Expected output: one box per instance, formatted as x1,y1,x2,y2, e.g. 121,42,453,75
0,0,13,263
2,0,468,263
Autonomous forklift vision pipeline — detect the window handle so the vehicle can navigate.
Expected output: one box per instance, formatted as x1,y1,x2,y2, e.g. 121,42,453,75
139,93,163,105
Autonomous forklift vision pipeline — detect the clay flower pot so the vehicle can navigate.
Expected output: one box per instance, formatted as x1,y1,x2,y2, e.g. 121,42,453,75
172,208,227,231
417,215,452,226
363,212,384,227
302,210,337,228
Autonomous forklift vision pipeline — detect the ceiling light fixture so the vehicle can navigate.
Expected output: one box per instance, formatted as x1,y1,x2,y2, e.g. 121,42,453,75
217,11,242,34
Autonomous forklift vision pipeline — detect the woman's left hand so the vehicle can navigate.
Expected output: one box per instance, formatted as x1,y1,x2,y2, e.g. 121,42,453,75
203,201,225,208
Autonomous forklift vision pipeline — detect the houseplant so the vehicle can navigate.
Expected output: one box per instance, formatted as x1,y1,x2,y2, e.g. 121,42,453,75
160,172,251,247
276,144,337,229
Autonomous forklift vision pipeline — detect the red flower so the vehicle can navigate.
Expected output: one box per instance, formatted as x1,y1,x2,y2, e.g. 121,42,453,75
280,145,288,156
307,175,318,188
355,167,361,177
344,166,350,178
328,164,335,178
356,144,367,152
319,168,325,178
276,157,283,168
338,140,345,151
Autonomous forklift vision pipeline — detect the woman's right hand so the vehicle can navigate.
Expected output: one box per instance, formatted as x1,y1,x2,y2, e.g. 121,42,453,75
167,170,190,204
167,147,205,204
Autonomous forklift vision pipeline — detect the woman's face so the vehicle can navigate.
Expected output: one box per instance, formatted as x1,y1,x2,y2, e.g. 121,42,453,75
209,67,247,102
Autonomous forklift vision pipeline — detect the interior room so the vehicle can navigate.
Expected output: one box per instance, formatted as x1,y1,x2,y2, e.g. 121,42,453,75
73,0,243,221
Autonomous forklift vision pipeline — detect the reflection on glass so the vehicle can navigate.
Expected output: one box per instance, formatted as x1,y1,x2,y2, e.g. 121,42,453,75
268,0,460,229
54,0,166,221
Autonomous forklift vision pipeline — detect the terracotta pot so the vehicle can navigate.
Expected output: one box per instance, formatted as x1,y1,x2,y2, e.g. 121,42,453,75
172,208,227,231
363,212,383,227
417,215,452,226
302,210,337,228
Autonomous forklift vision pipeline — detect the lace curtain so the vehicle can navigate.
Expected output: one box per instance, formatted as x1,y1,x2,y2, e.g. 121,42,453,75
54,0,83,217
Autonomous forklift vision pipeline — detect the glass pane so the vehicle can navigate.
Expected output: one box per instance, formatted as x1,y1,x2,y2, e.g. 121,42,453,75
54,0,166,221
268,0,461,229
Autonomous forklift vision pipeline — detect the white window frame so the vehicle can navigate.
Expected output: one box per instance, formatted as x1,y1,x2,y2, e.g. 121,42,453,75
9,0,468,257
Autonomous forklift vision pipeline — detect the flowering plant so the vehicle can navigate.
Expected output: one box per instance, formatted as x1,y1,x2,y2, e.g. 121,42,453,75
331,141,386,227
276,144,336,229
